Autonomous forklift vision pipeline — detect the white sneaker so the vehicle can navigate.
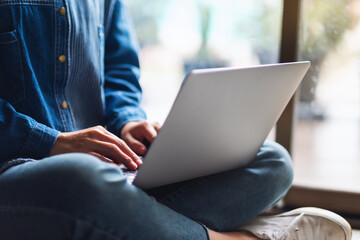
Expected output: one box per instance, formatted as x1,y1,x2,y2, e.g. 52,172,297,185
238,207,352,240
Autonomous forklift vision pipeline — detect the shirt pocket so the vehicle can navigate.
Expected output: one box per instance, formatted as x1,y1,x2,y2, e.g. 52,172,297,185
0,30,25,104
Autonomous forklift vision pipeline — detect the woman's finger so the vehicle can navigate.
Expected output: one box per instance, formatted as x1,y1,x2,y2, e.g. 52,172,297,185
88,152,124,169
139,122,158,143
86,127,142,167
124,134,147,156
152,121,162,132
89,152,112,164
88,140,139,170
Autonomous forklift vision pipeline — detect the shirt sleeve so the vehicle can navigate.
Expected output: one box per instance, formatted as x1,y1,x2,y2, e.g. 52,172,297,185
104,0,146,136
0,100,59,164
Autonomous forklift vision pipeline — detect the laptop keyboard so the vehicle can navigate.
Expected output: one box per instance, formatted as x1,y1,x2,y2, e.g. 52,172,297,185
119,156,143,184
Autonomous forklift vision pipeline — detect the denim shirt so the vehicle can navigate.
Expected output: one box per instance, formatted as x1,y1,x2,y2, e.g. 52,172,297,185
0,0,146,165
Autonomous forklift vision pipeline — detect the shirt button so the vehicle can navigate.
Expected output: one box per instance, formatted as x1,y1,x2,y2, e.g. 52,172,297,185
61,101,68,109
58,55,66,63
59,7,66,15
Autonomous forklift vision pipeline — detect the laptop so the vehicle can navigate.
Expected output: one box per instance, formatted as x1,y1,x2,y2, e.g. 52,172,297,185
129,61,310,189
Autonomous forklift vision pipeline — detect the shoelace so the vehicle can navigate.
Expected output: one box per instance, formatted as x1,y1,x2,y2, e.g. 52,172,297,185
277,213,305,240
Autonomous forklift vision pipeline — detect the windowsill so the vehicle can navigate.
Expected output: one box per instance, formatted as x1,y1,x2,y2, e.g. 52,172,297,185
285,184,360,218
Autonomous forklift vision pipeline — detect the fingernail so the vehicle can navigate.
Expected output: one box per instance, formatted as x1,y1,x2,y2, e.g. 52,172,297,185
131,162,138,170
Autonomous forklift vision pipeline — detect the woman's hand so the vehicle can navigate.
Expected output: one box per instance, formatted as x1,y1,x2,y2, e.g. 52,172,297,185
120,121,161,156
50,126,142,170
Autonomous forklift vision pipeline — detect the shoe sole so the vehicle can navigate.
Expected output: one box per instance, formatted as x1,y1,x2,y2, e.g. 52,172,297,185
279,207,352,240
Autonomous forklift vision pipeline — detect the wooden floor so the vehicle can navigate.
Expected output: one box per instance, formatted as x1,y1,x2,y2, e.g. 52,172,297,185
292,117,360,193
286,110,360,226
353,230,360,240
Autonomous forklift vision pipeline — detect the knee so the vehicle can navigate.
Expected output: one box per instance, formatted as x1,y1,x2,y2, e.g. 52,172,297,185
23,153,129,209
37,153,114,185
256,141,294,194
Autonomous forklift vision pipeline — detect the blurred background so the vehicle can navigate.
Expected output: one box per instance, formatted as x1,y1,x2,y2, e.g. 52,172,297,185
124,0,360,226
125,0,282,121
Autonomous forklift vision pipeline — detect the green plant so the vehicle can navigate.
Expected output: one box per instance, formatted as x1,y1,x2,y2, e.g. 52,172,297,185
299,0,351,103
197,3,213,60
125,0,168,47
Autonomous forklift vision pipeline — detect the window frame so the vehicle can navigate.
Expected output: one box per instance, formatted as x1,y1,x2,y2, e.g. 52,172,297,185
277,0,360,221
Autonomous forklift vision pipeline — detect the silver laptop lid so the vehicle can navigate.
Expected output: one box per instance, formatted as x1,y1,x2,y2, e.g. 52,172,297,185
134,62,310,189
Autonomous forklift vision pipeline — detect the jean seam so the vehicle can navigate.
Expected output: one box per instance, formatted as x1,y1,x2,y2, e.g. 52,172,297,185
0,205,121,240
158,177,208,205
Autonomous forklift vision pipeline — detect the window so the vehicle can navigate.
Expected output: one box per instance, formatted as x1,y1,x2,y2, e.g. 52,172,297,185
279,0,360,218
293,0,360,193
125,0,283,122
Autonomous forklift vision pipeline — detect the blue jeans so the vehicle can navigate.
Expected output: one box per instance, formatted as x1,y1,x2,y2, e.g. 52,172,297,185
0,141,293,240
